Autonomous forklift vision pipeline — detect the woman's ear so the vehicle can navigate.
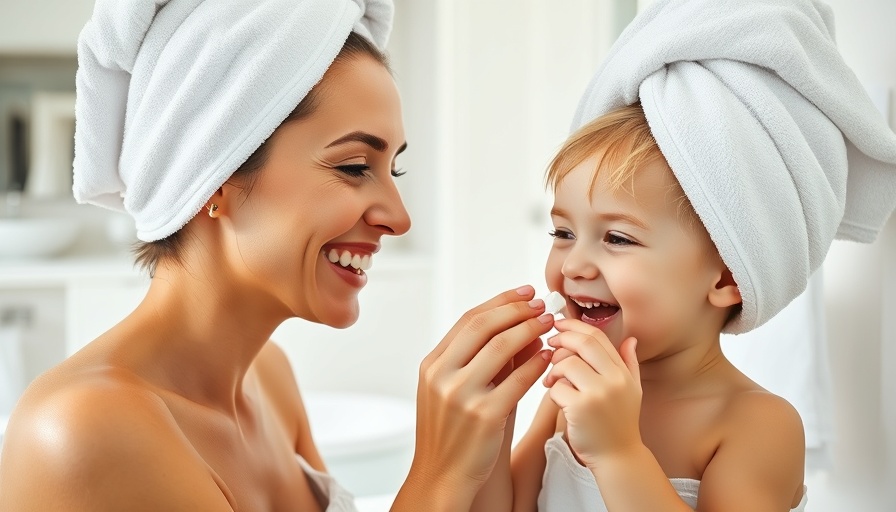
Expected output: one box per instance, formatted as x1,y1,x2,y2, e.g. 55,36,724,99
708,268,741,308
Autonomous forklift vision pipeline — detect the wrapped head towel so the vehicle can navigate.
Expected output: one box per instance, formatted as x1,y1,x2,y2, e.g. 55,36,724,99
572,0,896,334
73,0,393,242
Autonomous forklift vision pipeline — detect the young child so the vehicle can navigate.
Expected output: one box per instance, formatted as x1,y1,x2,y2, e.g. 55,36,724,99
508,103,806,511
472,0,896,510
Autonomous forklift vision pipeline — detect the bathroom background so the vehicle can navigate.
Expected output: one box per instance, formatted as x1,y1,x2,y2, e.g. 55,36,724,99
0,0,893,510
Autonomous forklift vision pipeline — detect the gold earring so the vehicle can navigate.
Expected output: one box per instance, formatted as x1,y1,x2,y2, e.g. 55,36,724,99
207,203,219,218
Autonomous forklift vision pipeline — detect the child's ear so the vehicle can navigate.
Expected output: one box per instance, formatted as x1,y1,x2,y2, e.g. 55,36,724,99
708,268,741,308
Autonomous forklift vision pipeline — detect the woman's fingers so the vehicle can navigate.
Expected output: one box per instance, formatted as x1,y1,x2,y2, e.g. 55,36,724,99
490,348,552,409
427,286,541,366
492,338,543,387
426,285,536,360
465,312,554,386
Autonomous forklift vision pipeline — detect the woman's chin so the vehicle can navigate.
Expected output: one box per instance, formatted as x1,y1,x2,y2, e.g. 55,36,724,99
319,303,361,329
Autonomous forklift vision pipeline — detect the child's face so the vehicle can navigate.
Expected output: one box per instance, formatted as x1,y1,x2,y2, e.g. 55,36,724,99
545,153,728,354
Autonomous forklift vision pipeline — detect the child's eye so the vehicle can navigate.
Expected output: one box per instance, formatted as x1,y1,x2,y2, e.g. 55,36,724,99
335,164,370,177
549,229,575,240
605,232,636,246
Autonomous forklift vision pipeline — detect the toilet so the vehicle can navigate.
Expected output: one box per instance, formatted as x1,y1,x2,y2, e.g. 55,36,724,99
303,391,416,501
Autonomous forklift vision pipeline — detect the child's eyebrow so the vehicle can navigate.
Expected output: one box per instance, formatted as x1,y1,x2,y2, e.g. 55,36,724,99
551,207,649,230
598,212,650,230
550,207,570,219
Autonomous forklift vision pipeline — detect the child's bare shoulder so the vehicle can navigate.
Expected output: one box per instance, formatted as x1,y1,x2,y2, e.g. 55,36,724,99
721,387,804,439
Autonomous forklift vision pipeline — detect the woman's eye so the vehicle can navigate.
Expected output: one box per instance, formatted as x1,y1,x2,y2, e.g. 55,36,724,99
549,229,575,240
391,168,406,178
605,232,636,246
335,164,370,177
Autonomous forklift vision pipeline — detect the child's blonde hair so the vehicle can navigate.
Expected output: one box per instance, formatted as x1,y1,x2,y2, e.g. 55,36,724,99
546,103,695,225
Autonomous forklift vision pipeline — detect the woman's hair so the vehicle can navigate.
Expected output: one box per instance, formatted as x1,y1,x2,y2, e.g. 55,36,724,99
134,32,390,276
545,102,696,227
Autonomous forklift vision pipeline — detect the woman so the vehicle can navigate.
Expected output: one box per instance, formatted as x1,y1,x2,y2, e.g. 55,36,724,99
0,1,555,510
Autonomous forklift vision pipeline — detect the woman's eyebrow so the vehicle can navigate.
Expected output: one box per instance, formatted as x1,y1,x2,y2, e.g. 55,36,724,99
326,131,408,156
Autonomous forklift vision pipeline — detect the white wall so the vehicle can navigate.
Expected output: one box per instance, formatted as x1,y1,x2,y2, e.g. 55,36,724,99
808,1,896,509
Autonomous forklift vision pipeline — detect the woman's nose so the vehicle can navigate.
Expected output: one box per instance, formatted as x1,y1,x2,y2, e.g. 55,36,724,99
365,182,411,236
561,243,599,280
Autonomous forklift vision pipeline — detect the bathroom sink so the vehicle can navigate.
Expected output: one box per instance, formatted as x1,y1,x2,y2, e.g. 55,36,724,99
0,217,82,259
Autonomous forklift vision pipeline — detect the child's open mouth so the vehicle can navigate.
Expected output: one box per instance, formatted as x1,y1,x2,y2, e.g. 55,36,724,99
570,296,620,326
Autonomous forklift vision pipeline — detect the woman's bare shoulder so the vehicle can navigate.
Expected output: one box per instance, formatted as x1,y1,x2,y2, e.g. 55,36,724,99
0,365,229,510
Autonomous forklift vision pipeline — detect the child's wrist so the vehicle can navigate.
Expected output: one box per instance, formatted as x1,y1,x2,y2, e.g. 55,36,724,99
585,440,649,474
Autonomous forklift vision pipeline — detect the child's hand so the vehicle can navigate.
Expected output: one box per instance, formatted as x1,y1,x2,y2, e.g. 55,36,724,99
543,318,642,469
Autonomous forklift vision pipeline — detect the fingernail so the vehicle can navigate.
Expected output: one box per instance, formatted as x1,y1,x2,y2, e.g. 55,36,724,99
537,313,553,324
540,350,552,362
528,299,545,309
516,285,534,296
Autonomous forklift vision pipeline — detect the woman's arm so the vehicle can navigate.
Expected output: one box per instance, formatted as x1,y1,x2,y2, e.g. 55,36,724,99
391,286,554,512
509,392,559,512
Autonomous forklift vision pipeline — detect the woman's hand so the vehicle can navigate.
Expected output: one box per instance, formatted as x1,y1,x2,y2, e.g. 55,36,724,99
543,318,642,469
400,286,554,507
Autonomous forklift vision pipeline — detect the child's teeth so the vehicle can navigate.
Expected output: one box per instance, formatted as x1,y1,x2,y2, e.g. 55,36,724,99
361,255,371,270
339,250,352,266
350,254,362,269
328,249,340,263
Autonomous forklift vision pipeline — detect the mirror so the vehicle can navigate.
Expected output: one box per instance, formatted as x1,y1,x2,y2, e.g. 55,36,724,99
0,57,78,199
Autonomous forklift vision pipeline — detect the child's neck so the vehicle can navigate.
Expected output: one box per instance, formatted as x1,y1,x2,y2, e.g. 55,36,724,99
638,338,733,400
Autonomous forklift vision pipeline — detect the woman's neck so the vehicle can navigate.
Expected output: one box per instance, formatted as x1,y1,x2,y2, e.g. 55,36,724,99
105,259,291,416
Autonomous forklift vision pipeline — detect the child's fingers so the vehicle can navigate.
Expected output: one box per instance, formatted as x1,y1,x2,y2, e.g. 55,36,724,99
542,356,599,389
547,330,618,375
550,347,576,365
619,337,641,385
547,377,578,408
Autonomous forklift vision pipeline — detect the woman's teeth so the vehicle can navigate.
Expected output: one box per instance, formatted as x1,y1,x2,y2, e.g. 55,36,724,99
327,249,372,274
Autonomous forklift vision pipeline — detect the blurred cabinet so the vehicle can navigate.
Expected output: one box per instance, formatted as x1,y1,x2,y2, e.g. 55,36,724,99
0,0,95,56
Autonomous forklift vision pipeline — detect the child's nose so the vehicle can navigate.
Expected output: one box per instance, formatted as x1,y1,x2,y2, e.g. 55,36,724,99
561,243,600,280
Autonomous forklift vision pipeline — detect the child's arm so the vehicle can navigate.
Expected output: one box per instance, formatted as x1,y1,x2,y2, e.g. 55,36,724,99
546,318,804,511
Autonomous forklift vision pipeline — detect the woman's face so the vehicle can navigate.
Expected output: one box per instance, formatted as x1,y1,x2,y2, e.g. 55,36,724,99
221,54,410,328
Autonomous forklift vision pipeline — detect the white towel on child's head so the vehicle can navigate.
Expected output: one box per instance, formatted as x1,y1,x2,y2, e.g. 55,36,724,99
73,0,393,242
572,0,896,334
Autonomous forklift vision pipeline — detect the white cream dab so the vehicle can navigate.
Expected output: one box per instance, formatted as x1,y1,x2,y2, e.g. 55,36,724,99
543,291,566,315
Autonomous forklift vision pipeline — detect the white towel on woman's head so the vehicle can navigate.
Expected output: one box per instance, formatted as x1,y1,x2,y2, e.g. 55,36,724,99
572,0,896,334
73,0,393,242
